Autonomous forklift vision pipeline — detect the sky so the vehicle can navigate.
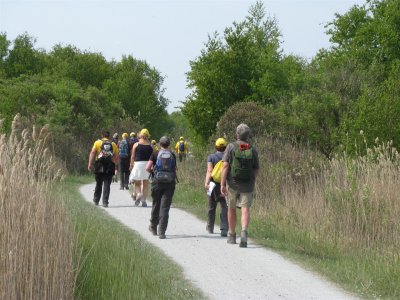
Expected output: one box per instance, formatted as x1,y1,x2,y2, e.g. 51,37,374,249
0,0,365,113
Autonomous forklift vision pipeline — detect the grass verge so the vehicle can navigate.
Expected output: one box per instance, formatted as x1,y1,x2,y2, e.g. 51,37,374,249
61,176,205,300
173,182,398,299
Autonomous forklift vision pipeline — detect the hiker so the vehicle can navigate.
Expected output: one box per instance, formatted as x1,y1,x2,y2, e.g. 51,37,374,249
204,137,228,237
129,132,138,146
175,136,189,162
112,132,119,183
151,139,159,153
220,124,259,247
118,132,131,190
129,128,153,207
129,131,139,198
146,136,177,239
87,131,119,207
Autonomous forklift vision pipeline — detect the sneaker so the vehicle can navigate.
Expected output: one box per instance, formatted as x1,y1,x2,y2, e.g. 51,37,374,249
206,225,213,234
239,230,248,248
227,232,236,244
149,225,157,236
221,230,228,237
159,233,166,239
125,185,129,190
103,203,108,208
93,200,99,206
142,201,147,207
134,193,141,206
119,186,124,190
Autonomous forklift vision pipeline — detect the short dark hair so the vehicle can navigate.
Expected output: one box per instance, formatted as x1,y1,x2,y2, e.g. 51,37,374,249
159,136,170,148
216,145,226,152
102,131,110,138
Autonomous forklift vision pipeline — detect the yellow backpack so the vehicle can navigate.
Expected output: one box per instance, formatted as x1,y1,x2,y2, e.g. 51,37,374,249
211,160,223,183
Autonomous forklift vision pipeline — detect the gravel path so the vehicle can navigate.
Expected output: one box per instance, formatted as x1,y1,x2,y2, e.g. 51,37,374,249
80,183,358,300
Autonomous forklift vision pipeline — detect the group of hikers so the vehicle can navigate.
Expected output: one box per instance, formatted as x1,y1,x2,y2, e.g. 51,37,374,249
87,123,259,247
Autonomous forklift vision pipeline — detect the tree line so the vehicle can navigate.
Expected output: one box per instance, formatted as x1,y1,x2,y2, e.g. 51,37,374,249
0,33,172,172
183,0,400,156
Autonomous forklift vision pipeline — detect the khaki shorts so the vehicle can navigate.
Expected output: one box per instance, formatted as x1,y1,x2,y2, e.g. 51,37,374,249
227,186,253,208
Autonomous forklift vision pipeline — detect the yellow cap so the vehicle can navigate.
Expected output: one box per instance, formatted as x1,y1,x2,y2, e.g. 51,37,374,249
130,132,136,137
140,128,150,138
151,140,156,145
215,137,227,147
122,132,129,139
180,136,184,140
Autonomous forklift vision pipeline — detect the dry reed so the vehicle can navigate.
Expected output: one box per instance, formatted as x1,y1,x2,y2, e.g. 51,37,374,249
0,114,75,300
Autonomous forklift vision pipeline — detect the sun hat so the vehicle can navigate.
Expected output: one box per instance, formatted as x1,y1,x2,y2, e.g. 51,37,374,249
151,139,156,145
179,136,184,140
140,128,150,138
215,137,227,147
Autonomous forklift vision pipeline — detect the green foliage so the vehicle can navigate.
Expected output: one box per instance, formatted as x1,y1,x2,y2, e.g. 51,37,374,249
183,2,287,142
0,33,171,173
216,101,280,141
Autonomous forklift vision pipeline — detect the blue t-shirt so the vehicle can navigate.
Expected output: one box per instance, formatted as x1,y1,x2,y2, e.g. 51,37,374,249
207,151,224,167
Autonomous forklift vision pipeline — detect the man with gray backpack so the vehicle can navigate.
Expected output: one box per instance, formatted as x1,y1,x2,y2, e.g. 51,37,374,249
146,136,177,239
220,124,259,247
118,132,131,190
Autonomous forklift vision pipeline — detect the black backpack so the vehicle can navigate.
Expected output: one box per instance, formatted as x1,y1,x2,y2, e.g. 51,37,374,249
154,149,176,183
98,141,114,164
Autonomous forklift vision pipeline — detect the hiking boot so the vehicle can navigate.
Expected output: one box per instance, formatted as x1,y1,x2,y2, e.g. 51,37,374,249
119,186,124,190
239,230,248,248
149,224,157,236
142,201,147,207
125,185,129,190
103,203,108,208
159,233,166,239
227,232,236,244
221,229,228,237
206,225,213,234
93,199,99,206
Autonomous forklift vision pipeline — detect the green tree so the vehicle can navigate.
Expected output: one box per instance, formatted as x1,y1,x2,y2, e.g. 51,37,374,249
183,1,285,142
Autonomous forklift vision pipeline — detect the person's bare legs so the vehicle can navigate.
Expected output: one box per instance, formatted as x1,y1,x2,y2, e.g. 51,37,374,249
228,207,236,234
241,207,250,231
142,180,149,204
134,181,141,205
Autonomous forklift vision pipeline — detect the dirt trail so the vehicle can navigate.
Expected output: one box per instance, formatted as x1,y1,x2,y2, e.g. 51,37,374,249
80,183,358,300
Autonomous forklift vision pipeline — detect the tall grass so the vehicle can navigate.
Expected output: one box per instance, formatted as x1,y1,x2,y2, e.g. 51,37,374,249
177,134,400,298
0,114,75,300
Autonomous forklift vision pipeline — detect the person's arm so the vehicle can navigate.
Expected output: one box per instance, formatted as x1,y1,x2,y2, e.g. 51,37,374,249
204,162,214,191
130,143,138,171
220,161,229,197
88,148,96,172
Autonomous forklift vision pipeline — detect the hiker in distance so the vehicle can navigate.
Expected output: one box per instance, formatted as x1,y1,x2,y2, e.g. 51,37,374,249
111,132,119,183
220,124,259,247
146,136,177,239
87,131,119,207
204,137,228,237
118,132,131,190
175,136,189,162
129,128,153,207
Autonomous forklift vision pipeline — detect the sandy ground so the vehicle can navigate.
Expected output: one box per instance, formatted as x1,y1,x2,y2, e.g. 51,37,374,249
80,182,358,300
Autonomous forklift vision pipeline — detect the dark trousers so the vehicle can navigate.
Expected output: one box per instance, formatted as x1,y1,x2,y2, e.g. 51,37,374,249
150,182,175,234
119,158,130,189
94,173,113,204
207,183,228,231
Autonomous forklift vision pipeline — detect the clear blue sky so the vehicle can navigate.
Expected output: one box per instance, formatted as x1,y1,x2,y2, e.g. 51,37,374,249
0,0,365,113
